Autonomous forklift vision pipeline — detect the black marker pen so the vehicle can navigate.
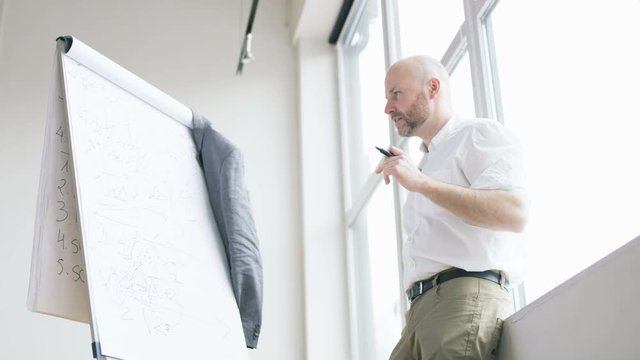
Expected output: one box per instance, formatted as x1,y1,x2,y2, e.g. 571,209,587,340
375,146,393,157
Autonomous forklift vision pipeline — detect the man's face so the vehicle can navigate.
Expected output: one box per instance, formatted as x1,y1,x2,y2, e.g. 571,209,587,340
384,67,430,137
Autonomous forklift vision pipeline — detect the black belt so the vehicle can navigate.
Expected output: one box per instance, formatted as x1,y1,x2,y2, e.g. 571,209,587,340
406,268,502,302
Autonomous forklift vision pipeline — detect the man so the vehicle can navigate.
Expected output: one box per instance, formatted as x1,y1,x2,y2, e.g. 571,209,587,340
376,55,528,359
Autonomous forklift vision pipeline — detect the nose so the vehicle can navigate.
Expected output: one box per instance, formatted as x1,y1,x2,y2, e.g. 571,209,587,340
384,100,394,115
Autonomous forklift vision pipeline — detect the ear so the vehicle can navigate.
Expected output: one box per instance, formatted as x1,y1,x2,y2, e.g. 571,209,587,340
426,78,441,99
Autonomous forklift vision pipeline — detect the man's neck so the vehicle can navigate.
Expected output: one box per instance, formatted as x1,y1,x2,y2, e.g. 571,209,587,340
418,109,454,147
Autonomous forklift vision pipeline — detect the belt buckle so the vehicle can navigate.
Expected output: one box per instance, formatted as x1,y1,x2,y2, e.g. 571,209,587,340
409,281,423,303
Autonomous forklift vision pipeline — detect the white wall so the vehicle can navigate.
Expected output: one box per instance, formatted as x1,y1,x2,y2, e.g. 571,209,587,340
289,1,352,358
498,235,640,360
0,0,305,359
296,37,350,360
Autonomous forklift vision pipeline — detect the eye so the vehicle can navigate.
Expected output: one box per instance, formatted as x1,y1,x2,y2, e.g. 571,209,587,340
393,91,401,98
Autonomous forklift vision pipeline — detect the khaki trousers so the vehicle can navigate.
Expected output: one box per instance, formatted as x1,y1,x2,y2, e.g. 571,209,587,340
389,277,513,360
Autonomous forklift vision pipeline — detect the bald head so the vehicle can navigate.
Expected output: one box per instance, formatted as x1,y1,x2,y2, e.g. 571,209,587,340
388,55,450,90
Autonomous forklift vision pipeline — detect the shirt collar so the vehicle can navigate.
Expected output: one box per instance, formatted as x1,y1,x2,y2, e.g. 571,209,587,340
419,114,458,153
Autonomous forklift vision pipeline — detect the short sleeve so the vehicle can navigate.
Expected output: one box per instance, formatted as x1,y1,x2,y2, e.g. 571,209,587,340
462,122,527,191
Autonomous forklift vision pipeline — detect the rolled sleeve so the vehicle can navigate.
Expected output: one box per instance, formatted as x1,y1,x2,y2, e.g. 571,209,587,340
463,124,527,191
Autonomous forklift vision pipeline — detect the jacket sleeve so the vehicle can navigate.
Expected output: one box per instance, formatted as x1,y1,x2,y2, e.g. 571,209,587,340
190,113,263,349
219,149,263,348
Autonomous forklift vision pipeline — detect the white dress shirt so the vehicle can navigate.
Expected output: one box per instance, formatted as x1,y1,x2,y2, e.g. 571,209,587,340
402,115,527,291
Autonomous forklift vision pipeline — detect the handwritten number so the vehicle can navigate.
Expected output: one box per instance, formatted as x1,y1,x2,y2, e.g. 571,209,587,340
57,178,67,196
54,124,83,284
71,238,81,254
56,126,64,142
72,265,86,283
57,229,65,249
56,201,68,222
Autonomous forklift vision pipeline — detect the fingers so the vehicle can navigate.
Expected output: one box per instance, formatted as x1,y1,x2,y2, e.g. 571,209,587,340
375,161,383,174
378,147,405,185
389,146,404,156
377,157,392,184
381,158,398,185
378,159,390,184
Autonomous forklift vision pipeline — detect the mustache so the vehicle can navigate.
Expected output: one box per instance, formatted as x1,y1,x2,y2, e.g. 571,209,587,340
390,112,406,120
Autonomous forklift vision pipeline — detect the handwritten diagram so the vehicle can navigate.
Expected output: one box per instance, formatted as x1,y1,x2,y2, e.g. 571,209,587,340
57,52,243,359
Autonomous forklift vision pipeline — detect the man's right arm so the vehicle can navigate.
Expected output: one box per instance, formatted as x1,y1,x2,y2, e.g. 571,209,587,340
375,147,528,233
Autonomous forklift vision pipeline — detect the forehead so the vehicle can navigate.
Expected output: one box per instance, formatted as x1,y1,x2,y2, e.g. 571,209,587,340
385,63,418,91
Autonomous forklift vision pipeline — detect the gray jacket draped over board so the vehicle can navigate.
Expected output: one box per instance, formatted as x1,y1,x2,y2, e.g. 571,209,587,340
191,113,263,349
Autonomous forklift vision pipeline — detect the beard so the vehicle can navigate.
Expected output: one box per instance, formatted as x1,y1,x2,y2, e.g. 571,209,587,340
393,93,429,137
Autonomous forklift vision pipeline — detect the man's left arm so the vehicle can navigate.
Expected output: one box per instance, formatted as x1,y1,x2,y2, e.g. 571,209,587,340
414,177,528,232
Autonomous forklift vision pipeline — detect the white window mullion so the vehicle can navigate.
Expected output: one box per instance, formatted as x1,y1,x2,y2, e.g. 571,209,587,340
335,43,361,360
381,0,401,66
382,0,410,321
463,0,496,119
441,25,467,74
336,3,377,358
481,8,504,124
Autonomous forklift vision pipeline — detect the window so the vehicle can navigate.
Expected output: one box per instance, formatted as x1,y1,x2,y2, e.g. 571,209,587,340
488,0,640,303
341,0,389,202
397,0,465,59
350,184,401,359
449,52,475,120
338,1,402,359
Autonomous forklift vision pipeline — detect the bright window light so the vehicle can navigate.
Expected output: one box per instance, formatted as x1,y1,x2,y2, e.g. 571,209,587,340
490,0,640,303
